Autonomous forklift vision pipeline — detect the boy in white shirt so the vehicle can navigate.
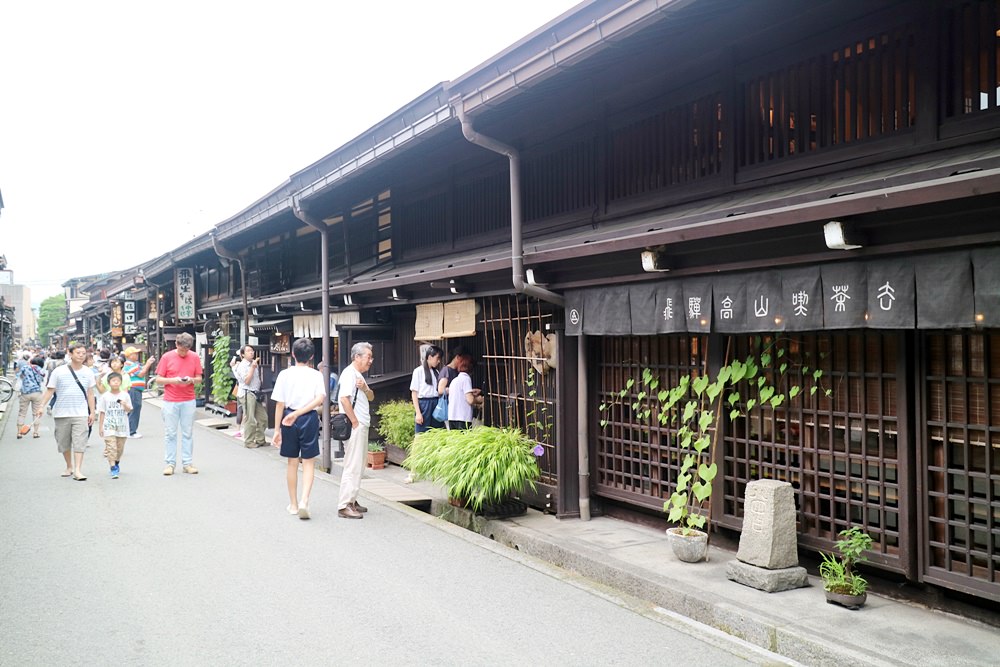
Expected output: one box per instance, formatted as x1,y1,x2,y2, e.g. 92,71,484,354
97,372,133,479
271,338,326,519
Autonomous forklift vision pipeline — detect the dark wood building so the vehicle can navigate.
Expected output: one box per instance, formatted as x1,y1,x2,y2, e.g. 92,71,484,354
142,0,1000,606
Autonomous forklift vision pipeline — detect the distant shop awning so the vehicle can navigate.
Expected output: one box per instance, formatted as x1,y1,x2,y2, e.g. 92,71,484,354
292,312,361,338
566,249,994,336
249,319,292,334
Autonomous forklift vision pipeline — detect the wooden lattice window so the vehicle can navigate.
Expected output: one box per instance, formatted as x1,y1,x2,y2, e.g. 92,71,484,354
399,193,446,253
523,139,595,222
739,22,917,167
595,334,708,510
924,332,1000,599
943,0,1000,118
454,171,510,240
479,296,559,484
607,92,723,202
720,333,902,565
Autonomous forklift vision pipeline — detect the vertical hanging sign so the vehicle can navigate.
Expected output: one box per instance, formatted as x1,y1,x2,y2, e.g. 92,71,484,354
175,268,196,322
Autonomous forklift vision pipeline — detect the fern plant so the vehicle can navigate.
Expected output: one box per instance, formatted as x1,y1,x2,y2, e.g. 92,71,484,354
820,527,873,596
375,400,417,449
404,426,541,512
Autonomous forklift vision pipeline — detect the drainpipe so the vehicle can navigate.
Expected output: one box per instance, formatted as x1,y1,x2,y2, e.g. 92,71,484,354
210,232,250,346
291,196,333,472
451,98,592,519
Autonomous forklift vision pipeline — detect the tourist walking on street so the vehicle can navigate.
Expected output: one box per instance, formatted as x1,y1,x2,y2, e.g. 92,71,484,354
154,332,202,476
97,372,132,479
337,342,374,519
123,346,155,438
410,344,444,433
235,345,267,448
15,356,46,439
447,354,483,430
271,338,326,519
35,344,96,481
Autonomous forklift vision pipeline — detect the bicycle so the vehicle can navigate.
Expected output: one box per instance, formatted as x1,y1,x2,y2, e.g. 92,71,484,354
0,376,14,403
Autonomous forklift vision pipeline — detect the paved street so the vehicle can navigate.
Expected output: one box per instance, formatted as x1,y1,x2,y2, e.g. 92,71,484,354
0,401,780,666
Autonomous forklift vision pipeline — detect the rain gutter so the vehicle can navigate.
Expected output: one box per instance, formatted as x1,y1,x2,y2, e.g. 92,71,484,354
210,231,250,346
291,196,334,470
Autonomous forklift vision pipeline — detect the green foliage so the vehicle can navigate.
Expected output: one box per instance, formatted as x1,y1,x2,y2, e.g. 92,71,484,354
403,426,540,512
37,293,67,344
210,333,233,405
375,400,416,449
599,337,825,536
368,441,385,452
819,527,873,595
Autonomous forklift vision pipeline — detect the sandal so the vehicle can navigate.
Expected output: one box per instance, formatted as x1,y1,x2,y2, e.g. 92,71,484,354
33,434,40,438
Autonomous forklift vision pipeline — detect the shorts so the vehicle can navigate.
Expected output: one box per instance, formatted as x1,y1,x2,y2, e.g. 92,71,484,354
279,409,320,460
54,416,90,453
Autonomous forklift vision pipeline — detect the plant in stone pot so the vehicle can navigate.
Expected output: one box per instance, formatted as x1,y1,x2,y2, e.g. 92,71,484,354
600,337,826,563
820,526,873,609
404,426,540,516
367,442,386,470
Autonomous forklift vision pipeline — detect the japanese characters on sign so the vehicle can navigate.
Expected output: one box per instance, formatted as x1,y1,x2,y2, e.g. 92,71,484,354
123,301,137,335
565,251,988,335
175,268,196,322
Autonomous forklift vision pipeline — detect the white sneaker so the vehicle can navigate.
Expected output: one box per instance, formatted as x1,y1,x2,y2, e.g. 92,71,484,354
130,432,143,439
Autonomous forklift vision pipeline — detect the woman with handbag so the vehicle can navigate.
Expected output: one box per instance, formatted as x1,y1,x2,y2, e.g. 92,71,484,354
410,344,444,434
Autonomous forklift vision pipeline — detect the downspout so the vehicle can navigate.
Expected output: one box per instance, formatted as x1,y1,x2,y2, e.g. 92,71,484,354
210,232,250,346
451,98,591,519
291,196,333,472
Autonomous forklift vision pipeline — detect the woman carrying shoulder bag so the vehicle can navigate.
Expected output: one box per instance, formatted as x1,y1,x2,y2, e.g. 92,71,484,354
410,344,444,433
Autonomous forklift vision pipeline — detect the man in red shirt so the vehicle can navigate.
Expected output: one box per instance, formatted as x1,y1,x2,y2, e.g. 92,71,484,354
154,332,203,475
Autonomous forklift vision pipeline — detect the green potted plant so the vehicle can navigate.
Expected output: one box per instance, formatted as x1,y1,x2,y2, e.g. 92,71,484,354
367,442,387,470
375,399,416,465
403,426,541,516
820,527,873,609
600,337,826,563
210,333,235,412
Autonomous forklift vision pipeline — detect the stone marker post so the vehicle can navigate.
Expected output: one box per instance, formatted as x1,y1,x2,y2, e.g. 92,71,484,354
726,479,808,592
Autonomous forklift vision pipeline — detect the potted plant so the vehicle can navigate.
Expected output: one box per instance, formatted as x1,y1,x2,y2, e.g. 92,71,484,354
600,337,827,563
367,442,387,470
820,527,873,609
193,380,206,408
375,399,416,465
403,426,542,517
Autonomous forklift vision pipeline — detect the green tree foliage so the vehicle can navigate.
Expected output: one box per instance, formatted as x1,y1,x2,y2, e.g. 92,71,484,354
36,293,67,344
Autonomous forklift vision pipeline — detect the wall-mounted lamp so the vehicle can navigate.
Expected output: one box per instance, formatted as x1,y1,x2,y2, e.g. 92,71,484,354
429,279,466,294
343,294,355,306
389,288,408,302
824,221,864,250
641,249,671,272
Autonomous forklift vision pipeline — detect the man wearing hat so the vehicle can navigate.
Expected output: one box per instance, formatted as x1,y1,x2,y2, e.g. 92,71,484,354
123,346,156,438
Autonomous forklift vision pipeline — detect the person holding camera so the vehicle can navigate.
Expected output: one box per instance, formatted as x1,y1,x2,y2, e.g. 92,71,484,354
97,371,133,478
154,332,203,476
235,345,267,448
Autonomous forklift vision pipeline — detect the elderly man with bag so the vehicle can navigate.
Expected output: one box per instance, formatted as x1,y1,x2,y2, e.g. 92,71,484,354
336,342,374,519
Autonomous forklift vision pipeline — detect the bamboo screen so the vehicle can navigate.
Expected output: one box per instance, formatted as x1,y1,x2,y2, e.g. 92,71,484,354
478,295,560,485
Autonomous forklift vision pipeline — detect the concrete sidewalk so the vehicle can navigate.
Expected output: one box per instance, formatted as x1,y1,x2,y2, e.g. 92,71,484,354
173,405,998,667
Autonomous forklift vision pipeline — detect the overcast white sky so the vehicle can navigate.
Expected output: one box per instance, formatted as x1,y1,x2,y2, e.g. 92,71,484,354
1,1,580,309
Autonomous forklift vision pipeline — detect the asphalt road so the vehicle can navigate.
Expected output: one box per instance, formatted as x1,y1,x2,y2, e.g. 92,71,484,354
0,399,775,666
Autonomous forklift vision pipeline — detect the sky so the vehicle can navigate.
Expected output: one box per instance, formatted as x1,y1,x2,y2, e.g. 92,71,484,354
0,1,581,310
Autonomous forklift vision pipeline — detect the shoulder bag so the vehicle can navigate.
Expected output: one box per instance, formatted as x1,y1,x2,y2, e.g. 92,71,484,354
331,386,359,441
66,365,94,437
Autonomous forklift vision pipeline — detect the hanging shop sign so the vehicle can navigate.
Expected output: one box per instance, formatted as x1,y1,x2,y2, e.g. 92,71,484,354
175,268,196,322
123,301,137,335
566,249,995,336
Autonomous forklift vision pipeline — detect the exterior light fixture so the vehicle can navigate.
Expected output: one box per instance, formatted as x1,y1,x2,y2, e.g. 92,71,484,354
824,221,864,250
641,249,671,272
976,313,985,323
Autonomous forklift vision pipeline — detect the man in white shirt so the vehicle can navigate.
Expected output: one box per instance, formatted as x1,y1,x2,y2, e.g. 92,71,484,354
271,338,326,520
36,343,97,481
337,342,374,519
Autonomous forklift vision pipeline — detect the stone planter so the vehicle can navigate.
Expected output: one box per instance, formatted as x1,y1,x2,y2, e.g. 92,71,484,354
666,527,709,563
825,589,867,609
384,442,407,466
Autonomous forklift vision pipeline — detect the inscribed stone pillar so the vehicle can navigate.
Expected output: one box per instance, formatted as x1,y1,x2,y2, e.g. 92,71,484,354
736,479,799,569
